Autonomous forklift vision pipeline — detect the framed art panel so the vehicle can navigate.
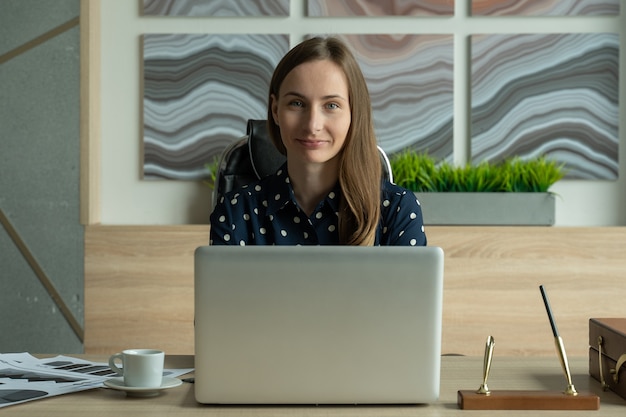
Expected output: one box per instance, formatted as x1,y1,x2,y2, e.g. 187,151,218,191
329,34,454,159
142,0,290,16
471,0,620,16
143,34,289,180
307,0,454,17
471,33,619,180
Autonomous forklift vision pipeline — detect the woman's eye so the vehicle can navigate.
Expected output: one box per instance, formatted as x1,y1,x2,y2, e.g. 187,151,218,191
326,103,339,110
289,100,303,107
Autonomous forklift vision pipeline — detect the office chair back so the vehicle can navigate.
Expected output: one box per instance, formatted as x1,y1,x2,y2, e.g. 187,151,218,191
212,119,393,208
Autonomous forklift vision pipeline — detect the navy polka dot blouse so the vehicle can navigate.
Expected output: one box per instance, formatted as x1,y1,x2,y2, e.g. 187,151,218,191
209,164,427,246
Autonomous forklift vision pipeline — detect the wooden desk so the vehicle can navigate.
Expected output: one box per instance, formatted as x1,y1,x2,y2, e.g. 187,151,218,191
6,356,625,416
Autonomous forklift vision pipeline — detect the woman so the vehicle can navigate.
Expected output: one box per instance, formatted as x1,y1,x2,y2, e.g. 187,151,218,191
210,37,426,246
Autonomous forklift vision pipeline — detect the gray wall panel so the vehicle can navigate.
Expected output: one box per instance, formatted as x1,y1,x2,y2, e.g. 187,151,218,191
0,0,79,56
0,0,82,353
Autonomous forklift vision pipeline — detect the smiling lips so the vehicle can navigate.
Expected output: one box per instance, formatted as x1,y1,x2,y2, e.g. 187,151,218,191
297,138,328,148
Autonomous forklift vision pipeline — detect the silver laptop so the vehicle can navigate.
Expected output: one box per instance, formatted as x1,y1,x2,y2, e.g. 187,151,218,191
194,245,444,405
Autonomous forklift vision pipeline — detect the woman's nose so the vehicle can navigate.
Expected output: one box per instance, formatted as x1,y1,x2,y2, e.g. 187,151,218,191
305,107,323,133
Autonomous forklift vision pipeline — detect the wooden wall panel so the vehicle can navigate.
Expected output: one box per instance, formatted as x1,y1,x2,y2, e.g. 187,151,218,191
85,225,626,357
84,225,210,354
79,0,100,225
430,227,626,357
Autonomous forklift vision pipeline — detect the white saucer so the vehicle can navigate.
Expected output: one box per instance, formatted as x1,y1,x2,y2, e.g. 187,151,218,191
104,376,182,397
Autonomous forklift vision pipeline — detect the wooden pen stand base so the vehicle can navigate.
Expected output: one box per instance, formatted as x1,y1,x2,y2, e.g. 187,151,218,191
457,390,600,410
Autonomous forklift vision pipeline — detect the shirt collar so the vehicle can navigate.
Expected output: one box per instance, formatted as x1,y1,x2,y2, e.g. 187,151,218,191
266,163,341,215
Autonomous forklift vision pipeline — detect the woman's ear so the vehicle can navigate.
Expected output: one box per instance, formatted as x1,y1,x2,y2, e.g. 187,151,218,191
270,94,279,125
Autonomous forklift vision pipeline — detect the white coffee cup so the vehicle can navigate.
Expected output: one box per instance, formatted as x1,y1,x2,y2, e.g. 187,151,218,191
108,349,164,388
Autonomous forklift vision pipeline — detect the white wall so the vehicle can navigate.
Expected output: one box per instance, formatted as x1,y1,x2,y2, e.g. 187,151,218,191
100,0,626,225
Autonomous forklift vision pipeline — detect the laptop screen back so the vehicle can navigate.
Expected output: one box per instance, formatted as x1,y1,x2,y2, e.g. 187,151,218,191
194,245,444,404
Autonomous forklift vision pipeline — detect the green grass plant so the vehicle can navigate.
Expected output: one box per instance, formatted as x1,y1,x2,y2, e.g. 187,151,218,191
390,151,566,193
202,156,220,189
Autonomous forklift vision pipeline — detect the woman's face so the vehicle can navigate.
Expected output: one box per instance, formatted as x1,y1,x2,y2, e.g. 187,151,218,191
271,59,351,167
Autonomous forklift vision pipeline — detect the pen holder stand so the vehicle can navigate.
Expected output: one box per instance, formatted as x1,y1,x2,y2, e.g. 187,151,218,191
457,335,599,410
457,389,599,410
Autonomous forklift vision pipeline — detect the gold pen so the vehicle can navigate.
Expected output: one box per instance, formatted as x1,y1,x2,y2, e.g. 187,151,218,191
539,285,578,396
477,335,495,395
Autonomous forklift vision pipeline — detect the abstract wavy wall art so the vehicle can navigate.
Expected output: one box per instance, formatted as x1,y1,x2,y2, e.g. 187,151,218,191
332,34,454,159
143,34,289,180
142,0,290,16
307,0,454,16
472,0,619,16
471,33,619,180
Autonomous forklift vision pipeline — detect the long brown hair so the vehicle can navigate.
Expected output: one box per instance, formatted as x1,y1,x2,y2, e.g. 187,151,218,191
267,37,381,246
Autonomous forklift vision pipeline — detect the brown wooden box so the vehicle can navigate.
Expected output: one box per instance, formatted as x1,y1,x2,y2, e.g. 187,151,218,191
589,318,626,400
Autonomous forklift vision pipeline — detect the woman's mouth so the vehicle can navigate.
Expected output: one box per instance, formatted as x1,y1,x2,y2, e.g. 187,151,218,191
297,138,327,148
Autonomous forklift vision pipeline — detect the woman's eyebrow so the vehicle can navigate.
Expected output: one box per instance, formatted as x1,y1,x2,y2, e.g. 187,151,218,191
282,91,305,98
282,91,347,101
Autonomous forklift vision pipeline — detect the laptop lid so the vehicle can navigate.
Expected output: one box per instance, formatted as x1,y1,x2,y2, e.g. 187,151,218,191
194,246,444,404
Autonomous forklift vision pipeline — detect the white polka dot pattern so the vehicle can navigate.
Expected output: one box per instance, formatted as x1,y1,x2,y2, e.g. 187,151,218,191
209,164,427,246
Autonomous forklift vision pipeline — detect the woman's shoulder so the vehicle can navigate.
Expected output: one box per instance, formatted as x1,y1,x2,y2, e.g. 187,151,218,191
381,180,415,199
217,167,287,208
221,176,273,201
381,180,422,210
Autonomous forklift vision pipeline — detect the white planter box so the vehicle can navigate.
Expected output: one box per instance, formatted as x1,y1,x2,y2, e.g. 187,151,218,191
415,192,555,226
